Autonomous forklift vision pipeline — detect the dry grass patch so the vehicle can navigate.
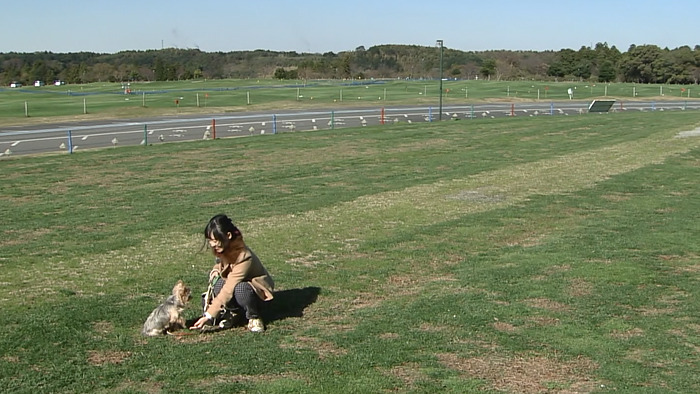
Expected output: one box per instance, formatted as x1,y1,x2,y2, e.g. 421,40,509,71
92,321,114,338
524,298,571,313
601,193,634,202
637,288,687,316
525,316,561,327
545,264,572,275
659,253,700,275
507,231,549,247
285,250,336,268
567,278,594,297
3,355,19,363
169,332,217,344
675,324,700,353
452,337,502,352
418,323,450,333
624,348,648,363
610,327,644,340
348,291,385,311
286,293,360,333
381,362,427,390
446,189,505,203
624,348,676,369
279,335,347,359
87,350,132,366
194,372,306,389
638,305,677,316
493,321,520,333
438,352,600,393
673,263,700,274
201,196,249,207
108,380,163,394
387,274,422,294
379,332,400,340
0,228,52,247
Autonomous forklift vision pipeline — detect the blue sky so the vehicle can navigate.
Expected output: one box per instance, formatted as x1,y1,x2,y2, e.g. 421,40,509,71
2,0,698,54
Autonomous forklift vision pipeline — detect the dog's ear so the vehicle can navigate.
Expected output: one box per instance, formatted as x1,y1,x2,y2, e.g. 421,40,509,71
173,280,191,302
172,280,185,296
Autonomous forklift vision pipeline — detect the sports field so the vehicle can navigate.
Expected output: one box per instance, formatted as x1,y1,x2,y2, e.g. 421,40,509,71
1,79,696,125
0,107,699,392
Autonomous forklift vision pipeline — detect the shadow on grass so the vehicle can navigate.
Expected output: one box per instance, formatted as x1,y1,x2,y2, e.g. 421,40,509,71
263,286,321,324
185,286,321,328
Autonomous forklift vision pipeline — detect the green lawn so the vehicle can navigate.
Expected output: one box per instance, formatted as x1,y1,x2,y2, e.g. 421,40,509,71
1,111,699,393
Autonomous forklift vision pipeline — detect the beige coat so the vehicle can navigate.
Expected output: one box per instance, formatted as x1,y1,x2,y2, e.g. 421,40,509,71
205,241,274,317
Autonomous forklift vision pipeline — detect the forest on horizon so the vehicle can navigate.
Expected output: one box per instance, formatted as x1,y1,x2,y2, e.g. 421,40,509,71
1,42,699,86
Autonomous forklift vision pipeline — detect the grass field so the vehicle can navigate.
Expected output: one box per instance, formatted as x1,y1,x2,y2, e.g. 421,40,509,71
1,111,699,393
0,79,697,125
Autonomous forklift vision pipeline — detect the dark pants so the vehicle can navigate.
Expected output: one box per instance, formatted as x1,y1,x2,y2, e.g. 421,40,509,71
205,278,261,320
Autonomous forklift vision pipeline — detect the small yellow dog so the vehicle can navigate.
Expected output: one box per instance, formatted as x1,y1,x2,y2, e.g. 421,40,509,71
141,280,192,336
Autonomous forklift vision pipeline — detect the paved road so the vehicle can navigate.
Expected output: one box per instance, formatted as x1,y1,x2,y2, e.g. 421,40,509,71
1,100,697,157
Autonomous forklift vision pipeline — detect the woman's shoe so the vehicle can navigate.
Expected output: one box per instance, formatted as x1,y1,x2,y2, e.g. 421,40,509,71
247,318,265,332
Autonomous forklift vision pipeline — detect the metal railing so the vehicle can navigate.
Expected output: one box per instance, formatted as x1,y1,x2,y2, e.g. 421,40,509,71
2,100,698,158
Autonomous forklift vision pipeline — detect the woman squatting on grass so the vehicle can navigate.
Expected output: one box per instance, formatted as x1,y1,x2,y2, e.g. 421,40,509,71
190,214,274,333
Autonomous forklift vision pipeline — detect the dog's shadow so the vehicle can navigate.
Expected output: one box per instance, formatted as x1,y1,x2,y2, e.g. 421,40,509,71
263,286,321,324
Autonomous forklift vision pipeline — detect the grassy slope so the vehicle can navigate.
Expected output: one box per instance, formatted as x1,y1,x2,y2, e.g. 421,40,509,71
0,111,699,393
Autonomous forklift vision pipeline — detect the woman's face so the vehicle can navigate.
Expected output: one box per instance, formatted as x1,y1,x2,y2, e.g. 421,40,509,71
208,235,225,255
208,232,232,256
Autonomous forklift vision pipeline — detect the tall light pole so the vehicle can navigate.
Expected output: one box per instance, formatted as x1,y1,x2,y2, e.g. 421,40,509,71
436,39,444,121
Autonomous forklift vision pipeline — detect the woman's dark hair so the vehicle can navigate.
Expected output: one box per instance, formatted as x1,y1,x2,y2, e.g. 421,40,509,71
204,214,241,251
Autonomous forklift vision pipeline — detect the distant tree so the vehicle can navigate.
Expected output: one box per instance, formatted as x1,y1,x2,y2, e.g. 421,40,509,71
667,46,697,84
480,59,496,80
619,44,665,83
1,43,697,85
154,58,166,81
273,67,298,80
592,42,621,81
339,54,352,78
64,62,88,83
274,67,287,79
88,62,115,82
181,69,194,80
597,60,616,82
547,49,577,78
29,60,48,82
573,59,592,80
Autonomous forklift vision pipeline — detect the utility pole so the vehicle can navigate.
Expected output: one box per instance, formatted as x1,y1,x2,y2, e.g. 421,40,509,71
436,40,444,121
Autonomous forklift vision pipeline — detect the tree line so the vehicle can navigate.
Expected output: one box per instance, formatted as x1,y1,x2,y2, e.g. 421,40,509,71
1,42,698,86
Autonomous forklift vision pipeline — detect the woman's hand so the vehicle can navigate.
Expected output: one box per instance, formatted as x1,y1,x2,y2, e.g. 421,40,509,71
189,316,211,330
